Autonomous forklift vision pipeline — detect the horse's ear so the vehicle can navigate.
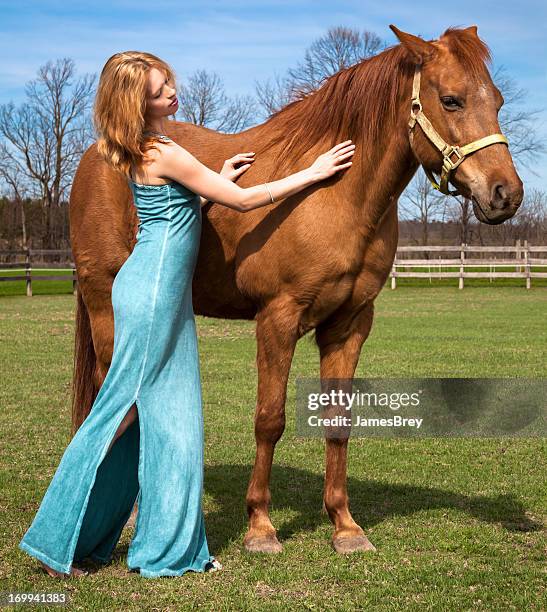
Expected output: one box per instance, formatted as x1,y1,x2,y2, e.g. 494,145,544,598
389,24,436,63
463,25,479,38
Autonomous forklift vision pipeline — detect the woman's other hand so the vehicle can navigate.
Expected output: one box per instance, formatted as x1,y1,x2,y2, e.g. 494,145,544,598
220,152,256,182
309,140,355,181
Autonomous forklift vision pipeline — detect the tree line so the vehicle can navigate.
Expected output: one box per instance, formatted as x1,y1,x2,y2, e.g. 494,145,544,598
0,25,545,251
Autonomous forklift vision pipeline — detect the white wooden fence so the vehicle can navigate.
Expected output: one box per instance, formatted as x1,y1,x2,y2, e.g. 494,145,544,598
391,241,547,289
1,244,546,295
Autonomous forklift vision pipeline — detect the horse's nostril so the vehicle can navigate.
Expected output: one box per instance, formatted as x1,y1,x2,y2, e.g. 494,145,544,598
495,184,506,200
491,182,510,210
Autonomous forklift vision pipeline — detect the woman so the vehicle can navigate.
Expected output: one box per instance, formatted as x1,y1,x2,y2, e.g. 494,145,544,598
18,51,355,579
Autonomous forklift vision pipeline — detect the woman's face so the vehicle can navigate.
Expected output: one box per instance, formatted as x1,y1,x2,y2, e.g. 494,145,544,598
145,66,178,120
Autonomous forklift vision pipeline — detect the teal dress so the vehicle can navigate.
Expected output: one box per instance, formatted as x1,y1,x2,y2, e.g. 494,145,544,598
19,133,218,578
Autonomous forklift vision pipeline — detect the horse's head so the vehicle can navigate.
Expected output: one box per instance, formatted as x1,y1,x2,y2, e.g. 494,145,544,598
390,24,523,224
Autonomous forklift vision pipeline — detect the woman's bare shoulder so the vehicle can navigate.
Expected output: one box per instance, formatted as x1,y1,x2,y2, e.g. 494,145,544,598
132,140,176,183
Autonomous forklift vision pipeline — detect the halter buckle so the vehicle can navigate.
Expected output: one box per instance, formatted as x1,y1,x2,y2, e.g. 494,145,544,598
442,145,464,171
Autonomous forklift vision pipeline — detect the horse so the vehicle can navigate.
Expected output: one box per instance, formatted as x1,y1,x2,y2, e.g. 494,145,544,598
69,24,523,554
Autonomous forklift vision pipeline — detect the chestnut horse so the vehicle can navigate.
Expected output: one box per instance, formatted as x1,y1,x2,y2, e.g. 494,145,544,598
69,25,523,554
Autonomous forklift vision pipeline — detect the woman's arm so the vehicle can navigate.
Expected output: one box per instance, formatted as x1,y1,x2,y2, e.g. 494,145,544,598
199,152,257,208
161,140,355,212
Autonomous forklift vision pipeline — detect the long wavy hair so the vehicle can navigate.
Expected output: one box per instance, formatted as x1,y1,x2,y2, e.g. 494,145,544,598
93,51,177,180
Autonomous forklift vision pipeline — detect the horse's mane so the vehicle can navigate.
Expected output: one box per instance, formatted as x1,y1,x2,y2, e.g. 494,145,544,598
443,26,492,80
256,26,492,180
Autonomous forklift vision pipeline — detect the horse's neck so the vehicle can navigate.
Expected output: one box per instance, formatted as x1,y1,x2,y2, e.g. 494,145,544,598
343,112,418,226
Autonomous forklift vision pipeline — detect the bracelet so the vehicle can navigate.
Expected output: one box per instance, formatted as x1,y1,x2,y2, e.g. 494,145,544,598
264,182,274,203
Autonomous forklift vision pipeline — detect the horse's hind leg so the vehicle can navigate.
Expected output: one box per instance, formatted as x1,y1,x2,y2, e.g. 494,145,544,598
243,298,300,553
315,301,376,554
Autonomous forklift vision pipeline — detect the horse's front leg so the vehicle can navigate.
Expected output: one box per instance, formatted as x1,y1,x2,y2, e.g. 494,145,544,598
315,301,377,553
243,297,300,553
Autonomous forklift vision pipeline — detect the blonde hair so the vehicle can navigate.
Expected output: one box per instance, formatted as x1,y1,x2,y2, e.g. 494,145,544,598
93,51,177,180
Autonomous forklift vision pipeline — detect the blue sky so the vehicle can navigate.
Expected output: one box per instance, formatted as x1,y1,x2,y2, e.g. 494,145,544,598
1,1,545,190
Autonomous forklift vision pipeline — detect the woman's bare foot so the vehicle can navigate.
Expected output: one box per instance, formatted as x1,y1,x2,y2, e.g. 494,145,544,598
206,558,222,572
40,561,88,578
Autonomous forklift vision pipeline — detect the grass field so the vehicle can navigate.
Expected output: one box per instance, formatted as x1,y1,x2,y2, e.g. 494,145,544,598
1,286,545,610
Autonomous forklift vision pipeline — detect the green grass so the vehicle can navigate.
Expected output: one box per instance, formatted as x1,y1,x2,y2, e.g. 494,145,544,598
1,288,546,610
0,269,76,297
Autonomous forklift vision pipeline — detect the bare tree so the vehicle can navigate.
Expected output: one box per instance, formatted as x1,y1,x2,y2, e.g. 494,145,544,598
176,69,257,133
443,197,476,245
524,188,547,243
400,170,446,246
0,144,30,247
478,187,547,245
254,72,296,119
0,58,96,248
255,25,385,117
494,65,547,171
287,26,384,95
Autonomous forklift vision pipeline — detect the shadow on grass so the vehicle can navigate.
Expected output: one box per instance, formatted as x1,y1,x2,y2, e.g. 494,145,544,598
274,466,543,537
105,463,543,564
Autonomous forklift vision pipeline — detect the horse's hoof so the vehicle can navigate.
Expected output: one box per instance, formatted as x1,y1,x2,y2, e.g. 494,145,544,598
332,534,376,554
243,533,283,553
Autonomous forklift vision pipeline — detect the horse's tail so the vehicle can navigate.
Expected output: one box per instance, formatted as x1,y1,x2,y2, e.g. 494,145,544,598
70,287,97,436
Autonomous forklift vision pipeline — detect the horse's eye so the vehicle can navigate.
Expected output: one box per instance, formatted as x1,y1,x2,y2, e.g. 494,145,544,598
441,96,462,110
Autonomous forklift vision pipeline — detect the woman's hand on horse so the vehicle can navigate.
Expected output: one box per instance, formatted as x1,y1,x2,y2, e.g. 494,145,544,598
309,140,355,181
220,152,256,182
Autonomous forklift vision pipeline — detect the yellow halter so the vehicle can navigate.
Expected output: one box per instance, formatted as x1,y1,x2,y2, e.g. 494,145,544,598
408,63,509,196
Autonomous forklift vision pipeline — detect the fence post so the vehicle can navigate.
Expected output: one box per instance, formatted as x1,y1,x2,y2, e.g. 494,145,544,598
459,243,465,289
524,240,530,289
516,238,521,273
391,258,397,289
25,249,32,297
